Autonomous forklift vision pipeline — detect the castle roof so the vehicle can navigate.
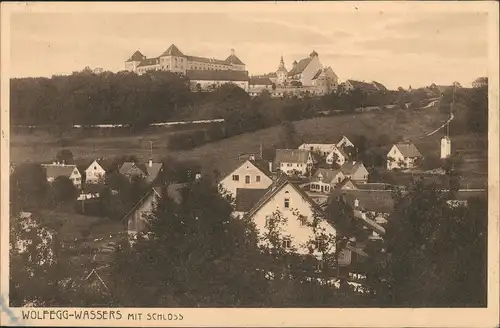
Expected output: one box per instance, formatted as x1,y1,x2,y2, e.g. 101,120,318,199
126,50,145,62
160,44,185,57
225,53,245,65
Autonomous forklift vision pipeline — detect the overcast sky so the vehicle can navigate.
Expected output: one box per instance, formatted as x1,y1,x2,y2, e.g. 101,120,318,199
8,4,490,89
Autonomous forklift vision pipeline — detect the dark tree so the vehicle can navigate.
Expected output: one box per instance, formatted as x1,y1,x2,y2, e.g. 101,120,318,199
10,163,48,213
55,149,74,164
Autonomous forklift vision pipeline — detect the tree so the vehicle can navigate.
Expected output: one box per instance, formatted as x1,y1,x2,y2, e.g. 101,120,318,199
279,122,301,148
48,176,77,209
10,163,48,214
111,177,269,306
55,149,74,164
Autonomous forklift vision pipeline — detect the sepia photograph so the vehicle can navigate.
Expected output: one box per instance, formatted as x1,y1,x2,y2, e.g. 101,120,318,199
1,1,499,327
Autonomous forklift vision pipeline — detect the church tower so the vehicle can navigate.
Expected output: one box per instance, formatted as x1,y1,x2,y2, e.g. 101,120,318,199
440,84,455,159
276,55,288,86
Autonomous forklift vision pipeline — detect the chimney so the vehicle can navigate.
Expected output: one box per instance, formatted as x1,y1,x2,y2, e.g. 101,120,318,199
249,154,255,161
268,160,273,173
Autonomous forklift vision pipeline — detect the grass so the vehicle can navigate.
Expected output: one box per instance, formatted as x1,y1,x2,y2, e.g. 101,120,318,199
10,105,487,178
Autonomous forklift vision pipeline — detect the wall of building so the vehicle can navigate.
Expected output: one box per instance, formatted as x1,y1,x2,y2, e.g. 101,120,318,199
251,183,336,255
219,161,273,198
301,56,323,86
326,148,346,166
190,80,249,92
127,192,159,235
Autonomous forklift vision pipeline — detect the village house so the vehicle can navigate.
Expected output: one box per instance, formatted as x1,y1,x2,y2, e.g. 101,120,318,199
336,135,355,149
340,161,369,184
42,162,82,189
125,45,246,75
85,159,115,184
119,159,163,184
311,67,339,95
310,168,346,194
386,141,424,170
335,178,358,191
343,80,386,94
218,157,274,200
274,149,314,176
186,70,250,92
326,145,349,167
124,183,187,238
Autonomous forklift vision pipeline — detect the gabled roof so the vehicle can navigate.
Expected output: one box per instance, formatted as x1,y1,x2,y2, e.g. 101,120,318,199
186,70,249,82
137,58,160,67
287,57,312,76
119,162,163,184
372,81,387,91
312,168,344,184
160,44,185,57
336,178,358,190
249,77,273,86
246,175,326,219
274,149,311,165
220,159,273,183
393,142,423,158
235,188,268,212
225,54,245,65
86,159,116,173
332,145,349,159
186,55,228,65
340,161,366,175
339,190,395,214
42,164,79,179
346,80,379,92
126,50,145,62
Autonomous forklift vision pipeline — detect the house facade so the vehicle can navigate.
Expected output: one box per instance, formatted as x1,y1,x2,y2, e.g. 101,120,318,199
340,161,369,183
310,169,346,194
337,135,355,149
386,142,423,170
85,160,107,184
42,163,82,189
287,51,324,87
274,149,314,176
245,177,337,256
218,159,274,199
326,145,348,167
248,76,275,96
126,45,245,75
311,67,339,95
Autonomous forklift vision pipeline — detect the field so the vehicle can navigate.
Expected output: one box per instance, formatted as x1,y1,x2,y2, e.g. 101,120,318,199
10,105,487,179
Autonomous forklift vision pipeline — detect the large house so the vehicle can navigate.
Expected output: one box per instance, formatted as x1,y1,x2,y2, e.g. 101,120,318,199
387,142,424,170
298,142,349,167
218,158,274,200
119,160,163,184
326,145,349,167
274,149,314,176
286,51,324,87
125,45,245,75
248,76,275,96
311,67,339,95
343,80,387,93
42,163,82,189
340,161,369,184
186,70,250,92
309,169,346,194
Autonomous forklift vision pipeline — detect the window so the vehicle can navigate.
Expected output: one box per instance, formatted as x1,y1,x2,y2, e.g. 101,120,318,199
287,163,292,167
245,175,250,184
282,238,291,249
256,175,261,182
232,175,239,181
325,186,330,192
94,165,97,170
284,191,290,209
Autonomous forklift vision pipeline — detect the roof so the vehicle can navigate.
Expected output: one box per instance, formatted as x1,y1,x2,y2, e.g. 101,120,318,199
312,168,343,184
356,183,392,191
372,81,387,91
225,54,245,65
160,44,185,57
346,80,379,92
219,159,273,183
249,77,273,86
339,190,395,214
137,58,159,67
394,142,423,158
86,158,116,173
287,57,312,76
119,162,163,184
312,69,323,80
186,70,249,82
336,178,358,190
246,174,326,219
274,149,311,165
126,50,145,62
235,188,268,212
42,164,78,179
340,162,366,175
186,55,228,65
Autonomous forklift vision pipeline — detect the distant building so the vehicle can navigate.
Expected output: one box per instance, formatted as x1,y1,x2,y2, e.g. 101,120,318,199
440,136,452,159
344,80,384,93
119,160,163,184
125,45,245,75
218,158,274,199
386,142,424,170
472,77,488,88
187,70,250,92
340,161,369,184
274,149,314,176
85,159,115,184
41,163,82,189
310,168,346,194
248,76,275,96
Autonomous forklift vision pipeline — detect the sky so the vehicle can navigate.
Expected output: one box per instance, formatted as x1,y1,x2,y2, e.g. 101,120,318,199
8,4,491,89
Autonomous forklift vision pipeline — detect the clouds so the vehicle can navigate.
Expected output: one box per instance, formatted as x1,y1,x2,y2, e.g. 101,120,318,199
8,9,491,89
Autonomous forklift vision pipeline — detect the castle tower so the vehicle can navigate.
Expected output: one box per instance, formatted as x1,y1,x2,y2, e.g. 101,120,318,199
276,55,288,86
440,135,451,159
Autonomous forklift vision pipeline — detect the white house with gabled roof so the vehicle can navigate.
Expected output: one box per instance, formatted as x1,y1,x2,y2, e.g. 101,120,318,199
387,141,424,170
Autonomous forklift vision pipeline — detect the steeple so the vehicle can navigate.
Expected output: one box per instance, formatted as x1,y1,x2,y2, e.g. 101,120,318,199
277,55,287,72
